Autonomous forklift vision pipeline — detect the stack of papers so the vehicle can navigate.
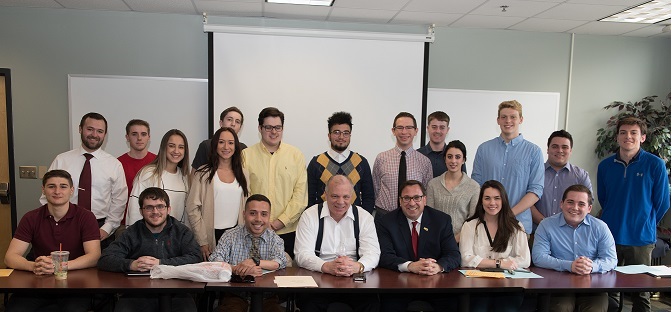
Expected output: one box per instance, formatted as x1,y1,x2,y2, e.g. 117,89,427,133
615,265,671,277
458,269,543,279
274,276,318,287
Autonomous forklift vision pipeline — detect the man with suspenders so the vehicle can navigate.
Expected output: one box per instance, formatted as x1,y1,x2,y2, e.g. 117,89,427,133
294,175,381,312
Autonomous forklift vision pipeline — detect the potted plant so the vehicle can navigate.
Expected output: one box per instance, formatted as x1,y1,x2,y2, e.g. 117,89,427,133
595,93,671,176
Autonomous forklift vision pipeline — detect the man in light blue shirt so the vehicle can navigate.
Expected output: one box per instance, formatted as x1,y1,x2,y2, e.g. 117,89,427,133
531,130,592,231
533,184,617,312
472,100,544,234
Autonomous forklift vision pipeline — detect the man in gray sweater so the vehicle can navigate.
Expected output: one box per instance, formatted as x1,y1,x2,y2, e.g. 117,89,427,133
98,187,202,312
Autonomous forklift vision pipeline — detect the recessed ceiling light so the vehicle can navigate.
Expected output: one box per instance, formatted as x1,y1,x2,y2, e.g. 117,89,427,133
266,0,334,6
600,0,670,24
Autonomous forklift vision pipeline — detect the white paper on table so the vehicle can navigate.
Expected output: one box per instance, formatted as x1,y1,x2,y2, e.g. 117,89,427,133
274,276,318,288
615,265,671,276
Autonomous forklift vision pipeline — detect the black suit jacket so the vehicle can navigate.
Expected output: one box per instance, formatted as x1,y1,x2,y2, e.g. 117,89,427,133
376,206,461,272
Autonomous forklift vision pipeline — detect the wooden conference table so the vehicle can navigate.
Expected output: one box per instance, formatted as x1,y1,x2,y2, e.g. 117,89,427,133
0,267,667,312
207,267,671,312
0,268,205,310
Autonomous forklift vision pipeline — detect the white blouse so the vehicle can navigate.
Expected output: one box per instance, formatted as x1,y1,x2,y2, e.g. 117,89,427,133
212,171,243,230
459,218,530,268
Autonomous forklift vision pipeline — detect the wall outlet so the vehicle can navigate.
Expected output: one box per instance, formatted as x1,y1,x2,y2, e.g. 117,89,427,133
19,166,38,179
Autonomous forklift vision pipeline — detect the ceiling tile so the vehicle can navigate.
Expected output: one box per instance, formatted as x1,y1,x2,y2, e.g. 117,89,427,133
263,2,330,20
404,0,488,14
391,11,462,26
328,7,398,23
124,0,197,14
509,18,587,32
567,0,646,6
0,0,62,8
196,1,262,16
471,0,559,17
535,3,630,21
451,14,526,28
622,25,669,37
568,20,648,35
57,0,130,11
334,0,410,11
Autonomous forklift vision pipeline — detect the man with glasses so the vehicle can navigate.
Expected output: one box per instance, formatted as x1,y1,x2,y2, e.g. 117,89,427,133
307,111,375,213
372,112,432,219
242,107,307,259
98,187,201,311
376,180,460,311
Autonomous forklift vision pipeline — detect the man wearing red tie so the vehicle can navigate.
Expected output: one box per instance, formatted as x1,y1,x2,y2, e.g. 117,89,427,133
376,180,461,311
41,112,128,249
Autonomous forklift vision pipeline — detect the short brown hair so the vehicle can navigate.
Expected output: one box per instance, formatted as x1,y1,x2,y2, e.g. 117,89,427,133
616,116,647,135
125,119,150,135
393,112,417,128
498,100,523,118
220,106,244,125
562,184,593,206
42,170,73,187
427,111,450,125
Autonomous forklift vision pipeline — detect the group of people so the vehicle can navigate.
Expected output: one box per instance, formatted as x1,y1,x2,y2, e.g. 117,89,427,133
3,100,669,312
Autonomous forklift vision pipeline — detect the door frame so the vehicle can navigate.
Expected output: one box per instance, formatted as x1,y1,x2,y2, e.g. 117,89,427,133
1,68,17,233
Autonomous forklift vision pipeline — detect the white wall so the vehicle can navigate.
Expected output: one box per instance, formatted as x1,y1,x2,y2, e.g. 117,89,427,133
0,6,669,222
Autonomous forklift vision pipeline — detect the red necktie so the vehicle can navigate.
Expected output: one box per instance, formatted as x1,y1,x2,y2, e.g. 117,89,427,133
411,221,418,260
78,153,93,211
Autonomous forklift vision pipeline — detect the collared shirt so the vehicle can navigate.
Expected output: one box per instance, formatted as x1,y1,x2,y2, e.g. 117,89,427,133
294,203,380,273
532,213,617,274
536,162,592,220
472,134,544,234
242,142,308,234
209,224,287,268
41,146,128,234
417,144,447,177
373,146,432,211
327,148,350,164
397,214,423,272
14,203,100,259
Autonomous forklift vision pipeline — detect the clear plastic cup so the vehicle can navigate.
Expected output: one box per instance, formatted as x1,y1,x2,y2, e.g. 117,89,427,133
51,251,70,280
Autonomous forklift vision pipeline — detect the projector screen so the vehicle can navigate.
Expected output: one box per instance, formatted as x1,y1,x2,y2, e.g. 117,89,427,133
211,31,427,165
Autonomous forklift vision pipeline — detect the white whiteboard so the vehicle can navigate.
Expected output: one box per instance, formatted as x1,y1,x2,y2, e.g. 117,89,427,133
427,88,560,172
68,75,208,163
212,32,426,165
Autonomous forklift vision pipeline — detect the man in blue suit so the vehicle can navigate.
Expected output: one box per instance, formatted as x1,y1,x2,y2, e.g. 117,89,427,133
376,180,461,311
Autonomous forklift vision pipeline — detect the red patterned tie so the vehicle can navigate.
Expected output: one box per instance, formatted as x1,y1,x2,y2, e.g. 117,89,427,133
411,221,418,260
78,153,94,211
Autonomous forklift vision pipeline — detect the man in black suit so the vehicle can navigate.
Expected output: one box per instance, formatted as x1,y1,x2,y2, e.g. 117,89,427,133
376,179,461,311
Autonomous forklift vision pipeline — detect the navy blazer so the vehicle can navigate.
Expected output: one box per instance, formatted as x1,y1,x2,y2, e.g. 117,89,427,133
376,206,461,272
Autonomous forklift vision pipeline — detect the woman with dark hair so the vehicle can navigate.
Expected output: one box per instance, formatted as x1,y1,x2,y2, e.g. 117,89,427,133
460,180,530,311
187,127,250,261
127,129,190,226
426,140,479,243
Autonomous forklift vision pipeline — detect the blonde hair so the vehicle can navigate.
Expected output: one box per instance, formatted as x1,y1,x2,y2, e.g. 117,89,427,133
498,100,523,118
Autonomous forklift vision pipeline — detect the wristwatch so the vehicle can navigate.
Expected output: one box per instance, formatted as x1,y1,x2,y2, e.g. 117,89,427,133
358,262,365,274
252,257,260,266
495,259,501,269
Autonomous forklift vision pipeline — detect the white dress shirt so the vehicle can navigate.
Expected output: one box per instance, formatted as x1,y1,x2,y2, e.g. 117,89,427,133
41,146,128,234
327,148,350,164
294,203,380,273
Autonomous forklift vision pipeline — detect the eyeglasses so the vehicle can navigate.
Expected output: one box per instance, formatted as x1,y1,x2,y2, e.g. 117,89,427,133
330,130,351,137
394,126,416,131
400,195,424,203
142,204,167,212
262,125,283,132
